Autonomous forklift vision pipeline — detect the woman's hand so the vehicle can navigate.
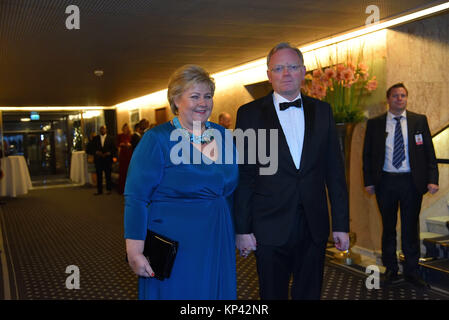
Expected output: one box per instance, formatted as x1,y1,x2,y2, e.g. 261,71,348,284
236,233,257,258
126,239,154,278
127,253,154,278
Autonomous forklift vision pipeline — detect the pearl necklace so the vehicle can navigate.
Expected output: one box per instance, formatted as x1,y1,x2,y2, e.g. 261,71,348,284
172,117,215,144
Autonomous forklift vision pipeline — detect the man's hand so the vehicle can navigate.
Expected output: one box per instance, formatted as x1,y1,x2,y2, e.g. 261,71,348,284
236,233,257,258
427,183,439,195
365,185,375,195
333,232,350,251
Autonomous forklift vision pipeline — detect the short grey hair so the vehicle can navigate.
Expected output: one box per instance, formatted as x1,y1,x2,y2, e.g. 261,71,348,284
167,64,215,115
267,42,304,67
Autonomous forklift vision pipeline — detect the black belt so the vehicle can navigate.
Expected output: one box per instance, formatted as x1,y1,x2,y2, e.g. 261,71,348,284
382,171,411,176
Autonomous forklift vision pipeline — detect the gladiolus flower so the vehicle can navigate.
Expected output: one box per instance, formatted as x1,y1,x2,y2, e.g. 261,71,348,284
312,69,323,78
365,76,378,91
312,83,327,99
324,68,336,80
358,62,369,74
342,68,355,82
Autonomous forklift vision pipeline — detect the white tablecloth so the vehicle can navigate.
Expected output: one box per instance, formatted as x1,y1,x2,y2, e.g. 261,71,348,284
0,155,33,197
70,151,92,185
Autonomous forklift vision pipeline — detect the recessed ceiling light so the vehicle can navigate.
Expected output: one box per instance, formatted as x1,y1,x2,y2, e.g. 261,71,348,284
20,118,31,122
94,70,104,77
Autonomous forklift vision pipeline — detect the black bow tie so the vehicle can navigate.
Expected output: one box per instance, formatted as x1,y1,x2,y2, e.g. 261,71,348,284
279,98,302,111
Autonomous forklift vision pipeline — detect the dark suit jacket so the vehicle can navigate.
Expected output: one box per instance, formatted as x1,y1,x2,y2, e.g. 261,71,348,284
234,92,349,247
92,134,117,165
131,133,142,151
363,111,438,195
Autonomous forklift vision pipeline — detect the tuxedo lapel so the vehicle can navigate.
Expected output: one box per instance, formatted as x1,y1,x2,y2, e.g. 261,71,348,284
377,113,387,160
406,111,418,159
260,93,298,173
297,96,315,172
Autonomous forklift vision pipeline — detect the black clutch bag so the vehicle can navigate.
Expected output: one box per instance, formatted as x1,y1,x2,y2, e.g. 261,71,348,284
143,230,178,280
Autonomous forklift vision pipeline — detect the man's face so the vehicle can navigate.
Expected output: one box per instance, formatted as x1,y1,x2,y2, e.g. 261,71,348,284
267,48,306,101
388,87,408,115
100,126,107,135
219,115,232,129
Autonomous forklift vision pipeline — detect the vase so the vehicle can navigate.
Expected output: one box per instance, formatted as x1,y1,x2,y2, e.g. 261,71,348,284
333,122,360,265
335,122,355,190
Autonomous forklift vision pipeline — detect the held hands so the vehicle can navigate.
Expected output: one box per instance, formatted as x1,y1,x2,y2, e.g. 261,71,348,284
365,185,375,195
333,232,350,251
236,233,257,258
427,183,439,195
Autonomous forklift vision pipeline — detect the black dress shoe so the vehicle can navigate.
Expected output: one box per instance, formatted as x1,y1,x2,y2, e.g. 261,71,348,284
383,269,399,285
404,274,430,289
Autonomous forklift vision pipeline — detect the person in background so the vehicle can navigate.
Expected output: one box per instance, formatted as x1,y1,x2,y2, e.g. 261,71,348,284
131,122,144,151
139,119,150,133
124,64,238,299
92,125,117,195
218,112,232,129
116,123,133,194
86,132,97,186
363,82,439,289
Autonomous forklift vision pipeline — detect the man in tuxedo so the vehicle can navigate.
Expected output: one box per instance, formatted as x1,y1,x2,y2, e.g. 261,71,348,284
234,42,349,300
93,125,117,195
131,122,144,151
363,83,439,288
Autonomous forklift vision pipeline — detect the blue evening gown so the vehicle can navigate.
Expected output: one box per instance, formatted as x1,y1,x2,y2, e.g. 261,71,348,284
124,121,238,300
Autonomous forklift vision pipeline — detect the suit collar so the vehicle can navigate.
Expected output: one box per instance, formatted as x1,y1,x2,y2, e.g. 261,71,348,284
298,95,315,171
260,92,298,172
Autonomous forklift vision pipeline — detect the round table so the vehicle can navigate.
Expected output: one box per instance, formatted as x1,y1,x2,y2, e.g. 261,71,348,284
70,151,92,185
0,155,33,197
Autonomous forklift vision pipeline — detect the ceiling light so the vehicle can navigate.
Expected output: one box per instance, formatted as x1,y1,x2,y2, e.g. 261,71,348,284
20,118,31,122
0,107,109,111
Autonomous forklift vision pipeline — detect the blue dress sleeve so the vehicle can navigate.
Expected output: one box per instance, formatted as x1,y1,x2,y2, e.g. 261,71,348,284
124,130,164,240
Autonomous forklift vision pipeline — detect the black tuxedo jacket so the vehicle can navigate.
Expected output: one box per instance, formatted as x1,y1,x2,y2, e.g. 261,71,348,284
131,133,141,151
363,111,438,194
234,92,349,247
92,134,117,164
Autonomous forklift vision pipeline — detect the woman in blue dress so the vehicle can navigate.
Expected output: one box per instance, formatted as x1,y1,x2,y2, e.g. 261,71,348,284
124,65,238,299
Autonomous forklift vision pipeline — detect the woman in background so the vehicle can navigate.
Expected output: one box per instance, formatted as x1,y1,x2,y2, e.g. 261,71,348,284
116,123,133,194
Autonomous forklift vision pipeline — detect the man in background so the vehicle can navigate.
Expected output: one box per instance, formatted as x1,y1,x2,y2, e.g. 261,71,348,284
363,83,439,288
131,122,144,151
218,112,232,129
93,125,117,195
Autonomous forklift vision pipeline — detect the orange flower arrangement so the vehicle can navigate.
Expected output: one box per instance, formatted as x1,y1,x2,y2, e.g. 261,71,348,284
303,56,378,123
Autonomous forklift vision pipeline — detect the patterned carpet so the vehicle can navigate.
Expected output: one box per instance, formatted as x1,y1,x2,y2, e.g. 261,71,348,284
0,186,448,300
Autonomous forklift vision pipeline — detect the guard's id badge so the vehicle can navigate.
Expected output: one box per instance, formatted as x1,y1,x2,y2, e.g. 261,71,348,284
415,133,423,145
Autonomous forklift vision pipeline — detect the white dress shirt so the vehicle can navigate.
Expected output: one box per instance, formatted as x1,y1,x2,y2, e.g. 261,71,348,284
383,110,411,172
100,134,107,148
272,92,305,170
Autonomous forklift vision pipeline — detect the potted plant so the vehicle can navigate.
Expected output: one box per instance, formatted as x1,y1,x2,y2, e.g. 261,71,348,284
302,52,378,187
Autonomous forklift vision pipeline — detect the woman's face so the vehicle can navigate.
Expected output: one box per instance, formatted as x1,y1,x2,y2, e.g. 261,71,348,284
122,125,130,135
174,82,213,130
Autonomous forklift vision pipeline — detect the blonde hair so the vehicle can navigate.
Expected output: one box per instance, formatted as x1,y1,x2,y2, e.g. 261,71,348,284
167,65,215,115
